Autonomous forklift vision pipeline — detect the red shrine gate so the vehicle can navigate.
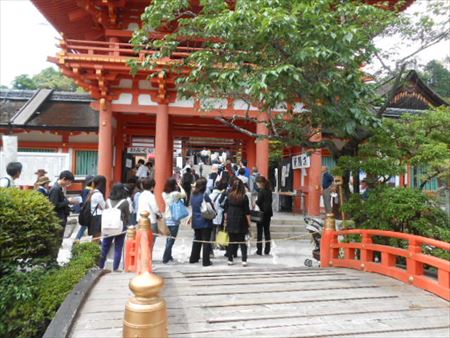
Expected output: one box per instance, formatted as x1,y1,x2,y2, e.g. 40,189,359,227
30,0,413,213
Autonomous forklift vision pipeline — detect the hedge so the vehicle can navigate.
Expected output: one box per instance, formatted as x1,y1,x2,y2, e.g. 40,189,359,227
0,242,100,338
0,188,61,272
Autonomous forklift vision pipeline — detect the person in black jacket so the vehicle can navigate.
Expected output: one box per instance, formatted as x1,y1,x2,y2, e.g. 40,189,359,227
224,179,251,266
255,176,273,255
48,171,77,244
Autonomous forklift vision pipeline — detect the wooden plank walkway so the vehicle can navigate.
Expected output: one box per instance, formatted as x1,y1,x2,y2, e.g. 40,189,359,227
70,265,449,337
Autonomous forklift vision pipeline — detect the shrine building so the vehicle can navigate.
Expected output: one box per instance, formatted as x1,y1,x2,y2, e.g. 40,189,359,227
3,0,433,216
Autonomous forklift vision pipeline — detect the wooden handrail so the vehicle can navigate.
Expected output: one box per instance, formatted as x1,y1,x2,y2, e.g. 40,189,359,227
334,229,450,251
321,228,450,301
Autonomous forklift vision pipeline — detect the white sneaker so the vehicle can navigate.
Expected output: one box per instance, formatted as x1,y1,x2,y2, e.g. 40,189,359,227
227,261,234,266
242,262,248,267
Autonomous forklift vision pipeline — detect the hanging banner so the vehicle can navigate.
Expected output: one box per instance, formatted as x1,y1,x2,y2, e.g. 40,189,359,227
292,153,310,169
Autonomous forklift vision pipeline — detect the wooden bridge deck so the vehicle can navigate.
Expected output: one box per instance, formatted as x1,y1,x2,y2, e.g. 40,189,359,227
70,265,450,337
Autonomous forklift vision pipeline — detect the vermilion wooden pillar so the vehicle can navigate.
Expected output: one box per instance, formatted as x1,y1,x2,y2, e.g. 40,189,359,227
256,113,269,178
155,103,169,209
306,132,322,216
246,140,256,169
167,127,174,179
98,98,113,195
307,149,322,216
114,117,124,183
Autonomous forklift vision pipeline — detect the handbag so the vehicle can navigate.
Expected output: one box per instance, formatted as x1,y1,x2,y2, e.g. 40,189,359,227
170,199,189,222
201,194,217,220
157,217,170,236
216,229,229,247
250,210,264,223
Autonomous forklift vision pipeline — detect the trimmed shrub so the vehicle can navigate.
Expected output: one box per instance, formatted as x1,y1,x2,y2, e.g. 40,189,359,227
0,188,61,271
342,187,450,259
0,243,100,338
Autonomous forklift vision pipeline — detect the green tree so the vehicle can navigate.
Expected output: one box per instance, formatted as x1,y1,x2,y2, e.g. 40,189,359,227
420,60,450,100
12,74,37,90
131,0,448,193
11,67,80,92
131,1,448,146
336,107,450,190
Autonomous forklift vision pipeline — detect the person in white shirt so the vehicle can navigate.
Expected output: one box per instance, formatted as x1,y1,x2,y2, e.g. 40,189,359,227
89,175,107,242
136,159,149,179
0,162,22,188
137,178,162,245
237,167,249,186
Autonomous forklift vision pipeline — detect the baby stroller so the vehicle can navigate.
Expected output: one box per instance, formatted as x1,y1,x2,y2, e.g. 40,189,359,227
304,217,323,267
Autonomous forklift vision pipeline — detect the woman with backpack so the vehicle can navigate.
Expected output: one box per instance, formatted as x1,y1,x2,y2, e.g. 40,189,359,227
88,175,106,242
189,177,214,267
99,184,130,271
162,178,186,264
224,179,251,266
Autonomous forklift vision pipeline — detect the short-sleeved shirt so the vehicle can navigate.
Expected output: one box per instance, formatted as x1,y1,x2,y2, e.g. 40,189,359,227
91,190,105,215
0,175,15,188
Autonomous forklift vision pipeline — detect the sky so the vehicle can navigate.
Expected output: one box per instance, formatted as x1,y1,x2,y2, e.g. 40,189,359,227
0,0,448,87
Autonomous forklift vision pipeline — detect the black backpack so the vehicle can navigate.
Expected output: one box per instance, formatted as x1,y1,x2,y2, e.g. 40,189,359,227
78,191,94,226
78,199,92,226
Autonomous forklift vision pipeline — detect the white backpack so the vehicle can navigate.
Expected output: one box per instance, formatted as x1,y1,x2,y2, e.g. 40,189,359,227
101,199,126,236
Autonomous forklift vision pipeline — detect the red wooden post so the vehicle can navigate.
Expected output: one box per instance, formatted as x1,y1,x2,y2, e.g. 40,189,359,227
407,238,424,283
246,140,256,170
256,113,269,178
320,213,336,267
154,103,169,210
98,98,113,194
125,226,136,272
360,231,373,271
135,211,154,274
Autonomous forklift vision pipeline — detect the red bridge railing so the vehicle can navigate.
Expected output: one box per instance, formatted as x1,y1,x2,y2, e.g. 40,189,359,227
320,217,450,301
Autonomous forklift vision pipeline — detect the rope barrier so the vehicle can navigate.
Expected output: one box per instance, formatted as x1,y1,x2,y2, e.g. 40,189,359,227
89,230,311,244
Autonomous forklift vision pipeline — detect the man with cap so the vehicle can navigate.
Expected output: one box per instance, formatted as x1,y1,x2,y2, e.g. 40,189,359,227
34,169,48,189
35,176,51,197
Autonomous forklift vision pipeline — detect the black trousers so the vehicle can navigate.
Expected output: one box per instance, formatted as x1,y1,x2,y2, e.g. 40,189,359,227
184,187,191,206
190,228,212,266
228,233,247,262
256,217,271,254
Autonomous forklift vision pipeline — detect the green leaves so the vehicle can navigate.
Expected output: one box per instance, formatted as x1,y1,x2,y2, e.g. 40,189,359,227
131,0,396,144
337,107,450,189
0,189,61,272
11,67,81,92
342,187,449,250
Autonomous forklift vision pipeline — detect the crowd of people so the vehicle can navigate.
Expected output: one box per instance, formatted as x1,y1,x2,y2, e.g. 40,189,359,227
128,157,273,267
1,157,273,269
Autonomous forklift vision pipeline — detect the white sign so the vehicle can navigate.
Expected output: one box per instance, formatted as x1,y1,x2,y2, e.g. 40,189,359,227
1,136,18,176
0,152,70,186
127,147,154,154
125,158,132,169
292,153,310,169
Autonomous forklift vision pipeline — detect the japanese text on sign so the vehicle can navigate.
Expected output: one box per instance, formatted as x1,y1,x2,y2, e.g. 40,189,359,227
292,153,310,169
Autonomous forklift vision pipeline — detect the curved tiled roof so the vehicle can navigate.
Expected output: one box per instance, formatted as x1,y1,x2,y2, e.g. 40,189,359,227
0,89,97,131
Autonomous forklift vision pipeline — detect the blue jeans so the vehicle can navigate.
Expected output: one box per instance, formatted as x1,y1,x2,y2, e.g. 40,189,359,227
75,225,87,240
99,233,126,270
162,225,179,263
